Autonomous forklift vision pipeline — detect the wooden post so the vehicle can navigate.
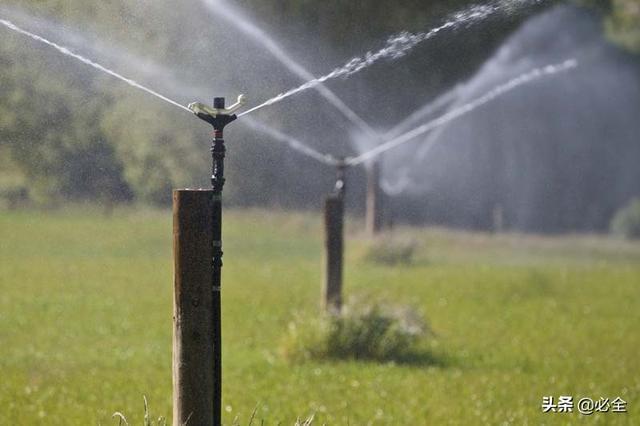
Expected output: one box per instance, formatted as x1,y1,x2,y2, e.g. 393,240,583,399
173,189,215,426
323,194,344,313
492,203,504,233
365,160,384,235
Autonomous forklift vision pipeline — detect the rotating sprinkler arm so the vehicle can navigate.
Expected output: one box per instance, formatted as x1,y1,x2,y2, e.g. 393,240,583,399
188,94,247,130
224,94,248,115
188,94,247,117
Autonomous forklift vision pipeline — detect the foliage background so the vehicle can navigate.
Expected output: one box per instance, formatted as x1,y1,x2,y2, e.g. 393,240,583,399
0,0,638,221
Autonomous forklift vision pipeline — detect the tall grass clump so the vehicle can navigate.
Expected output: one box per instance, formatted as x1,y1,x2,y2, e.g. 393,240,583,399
611,198,640,239
281,303,430,363
112,396,166,426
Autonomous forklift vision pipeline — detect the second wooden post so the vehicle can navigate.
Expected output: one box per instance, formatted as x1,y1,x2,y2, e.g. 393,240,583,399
323,159,347,314
365,160,384,235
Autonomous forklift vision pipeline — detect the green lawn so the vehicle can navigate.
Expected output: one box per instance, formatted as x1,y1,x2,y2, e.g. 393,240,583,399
0,208,639,425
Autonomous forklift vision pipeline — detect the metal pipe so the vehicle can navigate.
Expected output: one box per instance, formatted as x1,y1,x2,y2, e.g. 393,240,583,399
187,95,244,426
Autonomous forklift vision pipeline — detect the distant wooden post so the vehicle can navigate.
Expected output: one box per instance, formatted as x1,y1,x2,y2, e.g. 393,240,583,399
173,189,215,426
492,203,504,233
365,160,384,235
323,193,344,313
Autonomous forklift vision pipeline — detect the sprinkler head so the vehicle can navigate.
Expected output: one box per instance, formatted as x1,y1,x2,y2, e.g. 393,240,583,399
334,157,347,195
188,94,247,131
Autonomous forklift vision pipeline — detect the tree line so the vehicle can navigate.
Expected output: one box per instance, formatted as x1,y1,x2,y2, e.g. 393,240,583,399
0,0,638,227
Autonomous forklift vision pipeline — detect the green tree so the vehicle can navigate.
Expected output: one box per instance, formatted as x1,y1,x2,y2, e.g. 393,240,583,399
606,0,640,52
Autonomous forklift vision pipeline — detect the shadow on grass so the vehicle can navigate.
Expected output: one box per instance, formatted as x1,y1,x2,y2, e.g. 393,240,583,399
390,348,452,367
287,345,453,369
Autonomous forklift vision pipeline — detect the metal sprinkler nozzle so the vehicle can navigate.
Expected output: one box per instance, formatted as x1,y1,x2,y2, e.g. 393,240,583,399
334,157,347,196
188,94,247,130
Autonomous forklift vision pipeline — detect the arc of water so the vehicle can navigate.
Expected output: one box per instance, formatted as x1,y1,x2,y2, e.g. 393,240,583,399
242,58,578,174
0,6,219,104
0,18,191,114
0,13,341,168
240,0,544,117
385,85,461,139
200,0,377,138
242,117,339,166
347,59,578,166
379,168,422,196
378,87,461,191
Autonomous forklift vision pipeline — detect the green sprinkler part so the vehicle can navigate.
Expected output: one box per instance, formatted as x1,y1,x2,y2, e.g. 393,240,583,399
188,94,247,118
188,94,247,131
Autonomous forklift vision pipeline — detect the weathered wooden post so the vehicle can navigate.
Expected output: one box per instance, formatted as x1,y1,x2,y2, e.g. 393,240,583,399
323,161,346,313
365,160,384,235
172,95,245,426
173,189,215,426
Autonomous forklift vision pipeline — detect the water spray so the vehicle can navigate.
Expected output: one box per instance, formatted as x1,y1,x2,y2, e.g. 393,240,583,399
0,17,191,114
0,14,339,177
239,0,545,118
200,0,376,139
347,59,578,166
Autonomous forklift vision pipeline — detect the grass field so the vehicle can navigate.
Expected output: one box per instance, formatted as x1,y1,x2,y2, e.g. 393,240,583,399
1,207,639,425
